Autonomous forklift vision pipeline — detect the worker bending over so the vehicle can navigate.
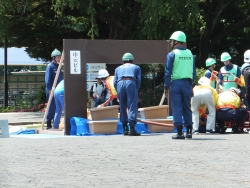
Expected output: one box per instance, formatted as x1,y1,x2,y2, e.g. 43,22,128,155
192,77,218,134
216,87,247,133
114,53,141,136
97,69,117,107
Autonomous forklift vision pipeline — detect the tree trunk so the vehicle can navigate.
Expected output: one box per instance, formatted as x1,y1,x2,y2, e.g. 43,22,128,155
198,30,212,68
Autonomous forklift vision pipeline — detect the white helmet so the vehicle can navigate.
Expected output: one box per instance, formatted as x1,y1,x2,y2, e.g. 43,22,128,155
244,50,250,63
98,69,109,78
198,77,210,86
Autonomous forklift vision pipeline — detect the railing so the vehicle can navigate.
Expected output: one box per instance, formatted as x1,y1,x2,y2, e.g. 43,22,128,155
0,83,44,107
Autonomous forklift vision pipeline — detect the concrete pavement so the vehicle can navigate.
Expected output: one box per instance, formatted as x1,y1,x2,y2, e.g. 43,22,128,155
1,133,250,187
0,112,64,125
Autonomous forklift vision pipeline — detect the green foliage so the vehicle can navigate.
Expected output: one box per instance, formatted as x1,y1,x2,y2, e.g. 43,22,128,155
35,84,46,105
138,87,164,108
0,84,46,112
0,0,250,68
194,67,206,85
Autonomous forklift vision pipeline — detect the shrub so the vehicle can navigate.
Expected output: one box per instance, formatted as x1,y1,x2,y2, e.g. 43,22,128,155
138,86,164,108
195,67,206,85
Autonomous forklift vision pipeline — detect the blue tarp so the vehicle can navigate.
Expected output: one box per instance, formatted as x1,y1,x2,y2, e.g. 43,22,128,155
10,128,37,135
69,117,182,136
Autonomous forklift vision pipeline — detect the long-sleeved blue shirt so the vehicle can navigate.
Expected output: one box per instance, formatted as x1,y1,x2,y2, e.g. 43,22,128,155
164,46,196,87
204,69,212,79
45,62,63,90
114,63,141,91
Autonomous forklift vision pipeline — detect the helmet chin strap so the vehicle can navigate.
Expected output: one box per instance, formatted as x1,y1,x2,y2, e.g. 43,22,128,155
171,41,179,50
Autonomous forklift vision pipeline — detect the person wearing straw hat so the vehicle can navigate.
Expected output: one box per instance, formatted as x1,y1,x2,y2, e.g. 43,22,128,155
45,48,63,129
192,77,218,134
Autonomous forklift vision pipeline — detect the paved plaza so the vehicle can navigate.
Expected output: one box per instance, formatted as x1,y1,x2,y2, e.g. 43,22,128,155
1,132,250,188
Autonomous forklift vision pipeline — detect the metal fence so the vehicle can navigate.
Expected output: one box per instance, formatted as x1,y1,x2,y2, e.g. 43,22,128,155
0,73,45,107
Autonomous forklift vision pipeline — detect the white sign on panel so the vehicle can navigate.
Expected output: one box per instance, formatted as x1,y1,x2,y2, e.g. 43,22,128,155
70,51,81,74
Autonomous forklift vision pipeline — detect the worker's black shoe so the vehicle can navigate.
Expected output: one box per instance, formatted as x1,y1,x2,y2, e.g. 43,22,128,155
128,122,141,136
232,128,241,134
122,123,129,136
185,126,192,139
46,121,52,130
172,133,185,139
219,125,227,134
172,126,185,139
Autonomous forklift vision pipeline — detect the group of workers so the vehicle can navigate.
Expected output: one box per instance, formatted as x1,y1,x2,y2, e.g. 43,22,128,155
164,30,250,140
45,30,250,139
45,48,142,136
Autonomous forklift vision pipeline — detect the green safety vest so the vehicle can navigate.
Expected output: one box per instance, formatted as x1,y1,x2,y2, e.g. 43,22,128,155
204,70,215,88
220,65,237,91
172,49,193,80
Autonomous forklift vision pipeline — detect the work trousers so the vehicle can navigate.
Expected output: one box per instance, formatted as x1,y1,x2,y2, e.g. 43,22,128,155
117,80,138,124
192,88,216,131
54,91,64,129
170,79,193,127
46,89,56,122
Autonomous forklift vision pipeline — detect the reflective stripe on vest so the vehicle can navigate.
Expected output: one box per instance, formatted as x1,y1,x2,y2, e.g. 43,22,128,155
172,49,193,80
204,70,215,88
220,65,237,91
106,76,117,98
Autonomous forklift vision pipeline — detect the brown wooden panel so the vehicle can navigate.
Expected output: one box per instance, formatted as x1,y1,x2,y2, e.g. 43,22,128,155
64,39,171,135
64,39,87,135
86,40,171,64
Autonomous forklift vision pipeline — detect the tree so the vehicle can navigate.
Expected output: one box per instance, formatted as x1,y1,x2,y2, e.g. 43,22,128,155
196,0,250,67
1,0,250,69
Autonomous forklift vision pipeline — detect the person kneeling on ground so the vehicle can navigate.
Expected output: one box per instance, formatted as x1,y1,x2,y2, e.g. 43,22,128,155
216,87,247,133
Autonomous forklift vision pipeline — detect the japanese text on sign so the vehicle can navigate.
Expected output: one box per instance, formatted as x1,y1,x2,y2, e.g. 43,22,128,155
86,63,106,72
70,51,81,74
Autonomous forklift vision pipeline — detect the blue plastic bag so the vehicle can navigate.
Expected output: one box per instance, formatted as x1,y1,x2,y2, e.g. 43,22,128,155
70,117,89,136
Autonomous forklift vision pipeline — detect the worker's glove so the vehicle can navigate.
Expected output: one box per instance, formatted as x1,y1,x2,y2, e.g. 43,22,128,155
234,77,241,84
212,71,218,75
97,104,105,108
210,71,218,82
210,73,215,81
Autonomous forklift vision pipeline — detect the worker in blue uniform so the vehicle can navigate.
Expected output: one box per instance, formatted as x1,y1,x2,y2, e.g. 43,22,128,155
218,52,241,91
164,31,196,139
53,80,64,129
114,53,141,136
45,49,63,129
204,58,217,88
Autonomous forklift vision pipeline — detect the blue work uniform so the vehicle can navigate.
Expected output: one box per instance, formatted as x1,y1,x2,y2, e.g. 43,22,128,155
204,69,216,88
45,61,63,123
114,63,141,124
164,46,196,128
53,80,64,129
